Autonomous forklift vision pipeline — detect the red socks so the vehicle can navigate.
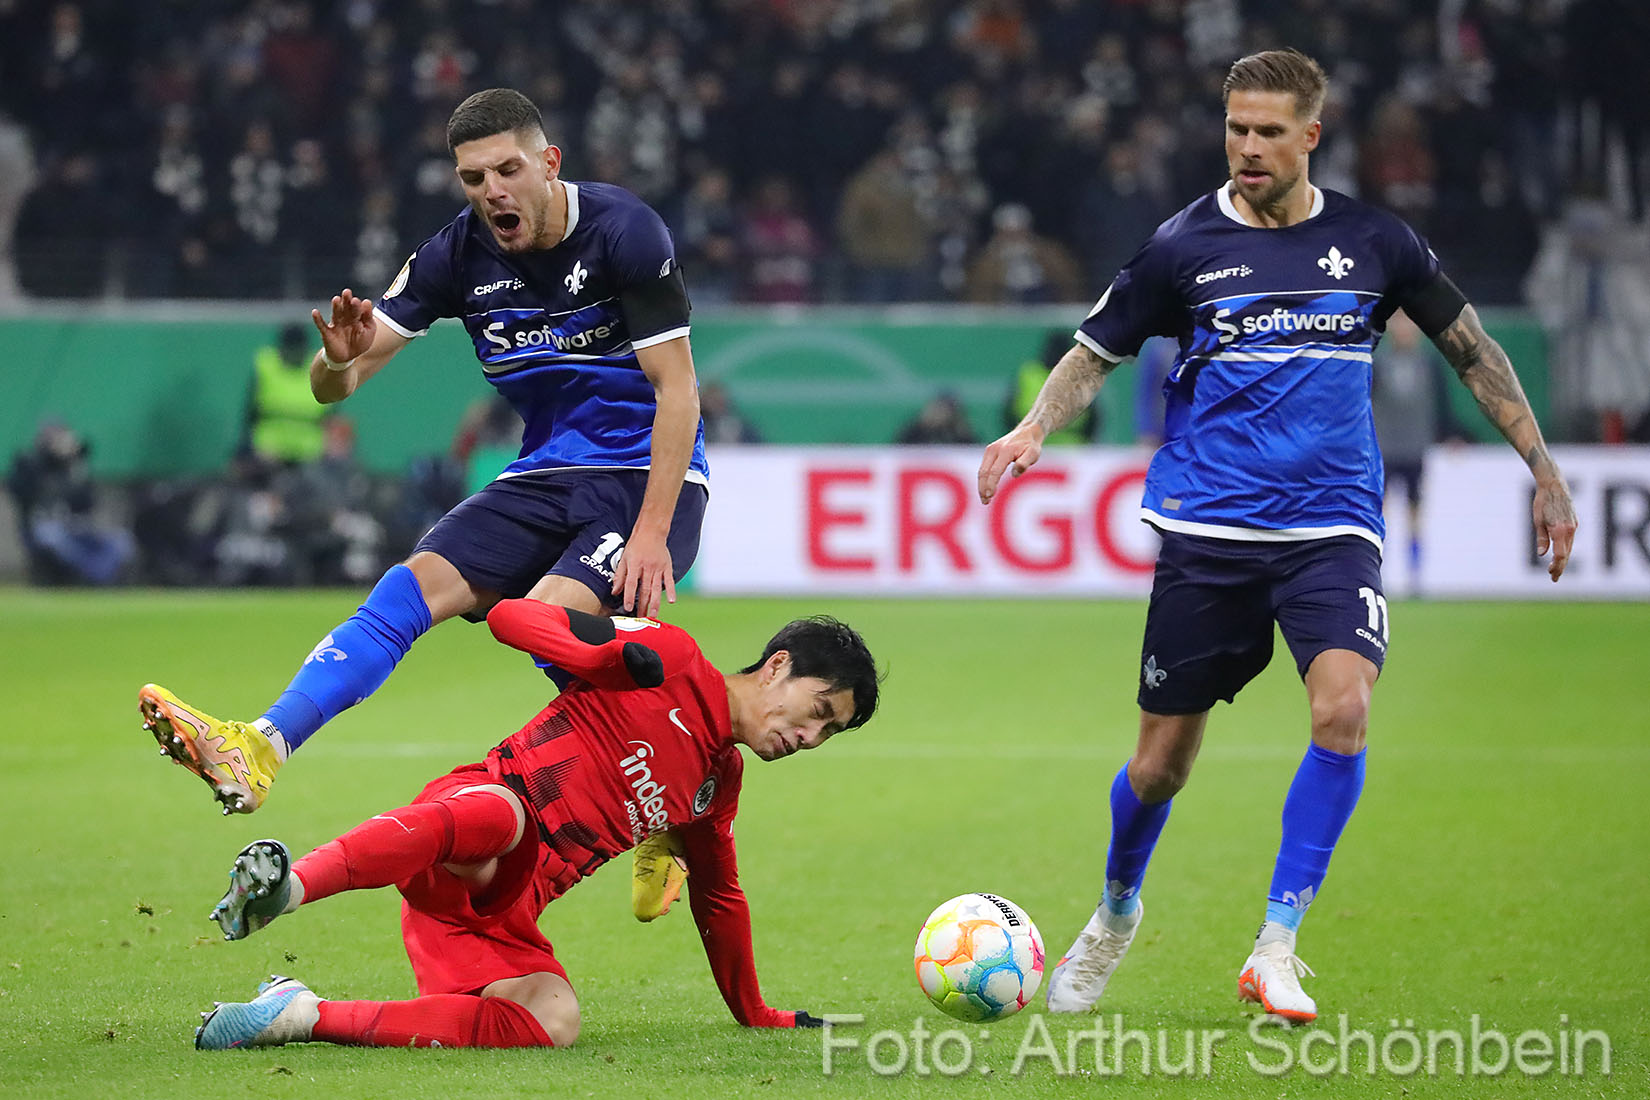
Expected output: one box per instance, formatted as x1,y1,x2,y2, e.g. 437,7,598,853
292,793,520,903
282,791,548,1048
314,994,552,1048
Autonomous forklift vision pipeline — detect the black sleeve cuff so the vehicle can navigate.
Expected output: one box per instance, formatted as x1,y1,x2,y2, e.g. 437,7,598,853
565,607,617,645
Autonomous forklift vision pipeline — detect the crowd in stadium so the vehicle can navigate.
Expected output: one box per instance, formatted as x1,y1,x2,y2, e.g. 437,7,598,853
5,1,1648,586
1,0,1637,307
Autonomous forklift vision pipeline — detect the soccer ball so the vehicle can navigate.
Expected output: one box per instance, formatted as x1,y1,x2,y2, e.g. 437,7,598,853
913,893,1044,1021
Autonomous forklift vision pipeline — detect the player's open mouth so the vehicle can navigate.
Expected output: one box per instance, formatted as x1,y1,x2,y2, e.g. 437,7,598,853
493,213,521,233
1237,170,1269,184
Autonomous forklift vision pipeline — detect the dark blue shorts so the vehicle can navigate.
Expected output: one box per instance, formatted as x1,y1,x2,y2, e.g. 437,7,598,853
412,470,709,608
1137,531,1388,715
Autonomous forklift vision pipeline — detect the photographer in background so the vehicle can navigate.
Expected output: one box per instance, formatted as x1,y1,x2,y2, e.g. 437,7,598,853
6,422,133,585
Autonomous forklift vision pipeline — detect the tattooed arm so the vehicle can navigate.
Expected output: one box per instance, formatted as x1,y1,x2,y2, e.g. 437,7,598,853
978,342,1116,504
1430,304,1578,580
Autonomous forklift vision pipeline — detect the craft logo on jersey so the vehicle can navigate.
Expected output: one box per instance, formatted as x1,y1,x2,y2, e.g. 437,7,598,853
1318,246,1354,280
565,260,588,295
620,740,670,837
1195,263,1252,285
692,775,717,816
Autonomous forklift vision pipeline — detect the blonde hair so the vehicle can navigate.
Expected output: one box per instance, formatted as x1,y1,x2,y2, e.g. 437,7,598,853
1222,49,1328,120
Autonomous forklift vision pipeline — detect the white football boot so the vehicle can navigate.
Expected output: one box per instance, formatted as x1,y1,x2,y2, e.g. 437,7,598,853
1238,940,1317,1023
195,976,320,1050
1044,899,1143,1013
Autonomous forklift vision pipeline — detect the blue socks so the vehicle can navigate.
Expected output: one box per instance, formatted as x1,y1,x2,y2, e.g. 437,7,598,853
1265,743,1367,932
1103,762,1173,915
260,564,433,754
1095,744,1365,940
1096,744,1365,937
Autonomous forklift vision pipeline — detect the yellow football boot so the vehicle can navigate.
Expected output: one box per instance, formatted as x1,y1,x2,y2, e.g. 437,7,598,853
632,830,689,921
139,684,280,814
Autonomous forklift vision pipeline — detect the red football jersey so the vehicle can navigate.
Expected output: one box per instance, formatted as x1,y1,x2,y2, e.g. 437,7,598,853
478,600,789,1027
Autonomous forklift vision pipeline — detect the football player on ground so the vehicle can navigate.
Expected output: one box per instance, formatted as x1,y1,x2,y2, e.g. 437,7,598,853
978,49,1576,1023
139,88,706,919
193,600,880,1050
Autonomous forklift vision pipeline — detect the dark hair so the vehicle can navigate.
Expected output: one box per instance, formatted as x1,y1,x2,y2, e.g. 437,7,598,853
1222,49,1327,120
744,616,882,731
446,88,546,153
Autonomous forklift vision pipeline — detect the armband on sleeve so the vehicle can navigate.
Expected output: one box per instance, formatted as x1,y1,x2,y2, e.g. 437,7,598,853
1400,272,1468,338
622,265,692,347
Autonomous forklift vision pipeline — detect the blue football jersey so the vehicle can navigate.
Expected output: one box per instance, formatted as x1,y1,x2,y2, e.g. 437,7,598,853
375,181,708,485
1077,184,1441,549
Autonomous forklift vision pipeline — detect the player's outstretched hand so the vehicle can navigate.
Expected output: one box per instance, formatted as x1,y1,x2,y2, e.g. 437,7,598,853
1533,476,1578,582
793,1011,825,1028
613,528,674,620
977,423,1047,505
310,288,377,363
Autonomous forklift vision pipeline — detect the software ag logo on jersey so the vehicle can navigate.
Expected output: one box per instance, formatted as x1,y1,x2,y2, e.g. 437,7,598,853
480,308,625,361
1210,303,1366,346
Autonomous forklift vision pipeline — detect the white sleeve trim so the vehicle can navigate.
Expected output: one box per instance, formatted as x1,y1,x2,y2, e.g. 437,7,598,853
1073,329,1124,363
630,325,691,351
376,311,426,339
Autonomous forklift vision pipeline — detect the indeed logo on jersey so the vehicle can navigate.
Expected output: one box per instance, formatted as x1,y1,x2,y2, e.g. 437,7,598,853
621,740,670,839
482,316,622,355
1211,305,1363,345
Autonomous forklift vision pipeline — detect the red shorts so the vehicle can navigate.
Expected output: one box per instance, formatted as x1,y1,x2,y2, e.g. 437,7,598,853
396,763,572,996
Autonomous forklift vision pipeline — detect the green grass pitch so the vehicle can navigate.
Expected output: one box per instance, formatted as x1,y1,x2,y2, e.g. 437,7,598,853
0,589,1644,1097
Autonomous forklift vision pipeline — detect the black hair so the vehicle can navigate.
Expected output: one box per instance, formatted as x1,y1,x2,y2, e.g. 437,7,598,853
743,616,882,731
446,88,546,153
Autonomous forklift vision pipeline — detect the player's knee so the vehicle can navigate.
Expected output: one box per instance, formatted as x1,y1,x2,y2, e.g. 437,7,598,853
535,999,580,1048
1129,756,1190,802
492,972,580,1047
1309,683,1370,750
403,551,486,622
1133,710,1205,801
